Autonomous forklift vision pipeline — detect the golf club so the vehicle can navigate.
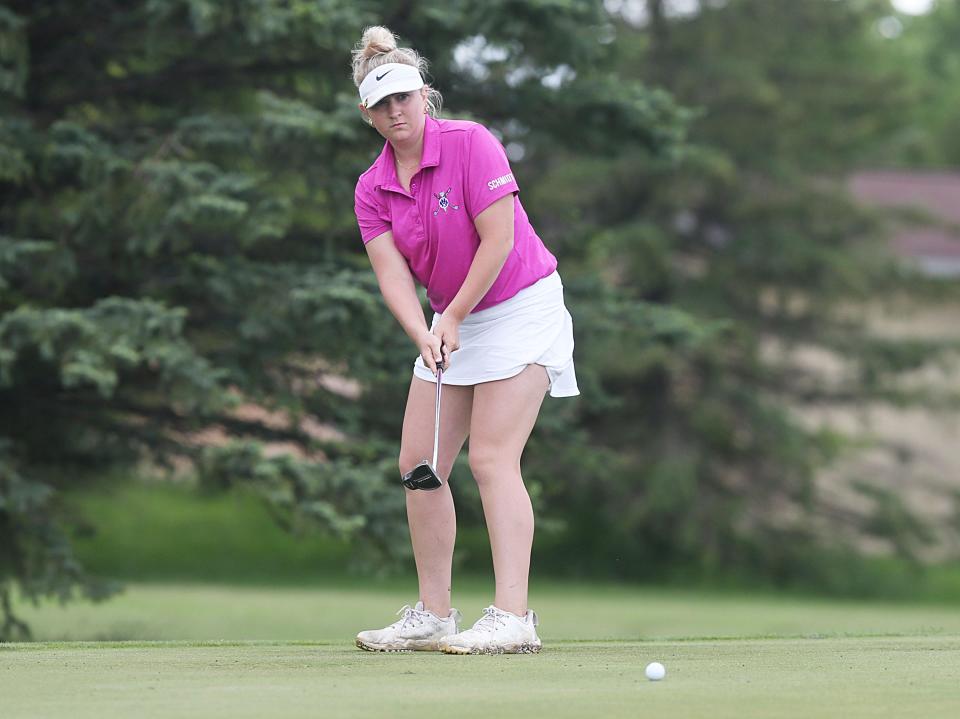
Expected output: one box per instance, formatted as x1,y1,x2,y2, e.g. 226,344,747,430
401,355,445,490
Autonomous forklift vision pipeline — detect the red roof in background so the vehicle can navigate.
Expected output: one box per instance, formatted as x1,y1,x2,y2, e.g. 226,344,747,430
849,171,960,261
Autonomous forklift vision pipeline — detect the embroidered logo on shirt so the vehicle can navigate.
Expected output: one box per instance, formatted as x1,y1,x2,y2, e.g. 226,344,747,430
487,173,515,190
433,187,461,216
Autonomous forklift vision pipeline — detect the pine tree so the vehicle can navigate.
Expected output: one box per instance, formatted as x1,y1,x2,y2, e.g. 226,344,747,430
0,0,689,638
519,0,960,586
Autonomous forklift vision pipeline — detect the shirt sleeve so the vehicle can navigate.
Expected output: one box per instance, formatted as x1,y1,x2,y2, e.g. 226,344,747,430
354,177,391,244
463,124,520,220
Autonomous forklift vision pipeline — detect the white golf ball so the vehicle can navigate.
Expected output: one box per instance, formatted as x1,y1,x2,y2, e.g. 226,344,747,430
645,661,666,681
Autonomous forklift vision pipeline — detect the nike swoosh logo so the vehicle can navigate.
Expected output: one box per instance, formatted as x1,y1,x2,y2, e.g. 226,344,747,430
376,69,394,81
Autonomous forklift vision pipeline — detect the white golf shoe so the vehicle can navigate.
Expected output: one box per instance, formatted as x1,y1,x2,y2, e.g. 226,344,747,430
355,601,462,652
439,605,542,655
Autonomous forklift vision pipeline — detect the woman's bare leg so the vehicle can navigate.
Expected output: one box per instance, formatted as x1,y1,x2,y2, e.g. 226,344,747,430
468,364,549,616
399,375,473,617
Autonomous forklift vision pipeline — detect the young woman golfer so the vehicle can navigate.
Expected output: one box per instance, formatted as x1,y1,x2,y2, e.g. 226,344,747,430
351,26,579,655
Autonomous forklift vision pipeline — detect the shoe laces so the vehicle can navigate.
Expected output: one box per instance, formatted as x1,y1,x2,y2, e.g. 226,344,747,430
472,605,510,634
394,604,428,630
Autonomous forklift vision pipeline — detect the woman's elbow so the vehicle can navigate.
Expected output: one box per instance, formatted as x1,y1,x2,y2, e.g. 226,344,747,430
478,230,513,255
492,233,514,259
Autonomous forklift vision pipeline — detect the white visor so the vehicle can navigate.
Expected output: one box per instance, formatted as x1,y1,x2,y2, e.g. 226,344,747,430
359,63,424,109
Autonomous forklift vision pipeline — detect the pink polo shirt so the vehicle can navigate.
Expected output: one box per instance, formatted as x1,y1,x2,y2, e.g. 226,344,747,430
354,114,558,314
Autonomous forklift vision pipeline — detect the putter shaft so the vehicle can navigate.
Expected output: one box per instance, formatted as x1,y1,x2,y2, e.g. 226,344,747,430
432,365,442,469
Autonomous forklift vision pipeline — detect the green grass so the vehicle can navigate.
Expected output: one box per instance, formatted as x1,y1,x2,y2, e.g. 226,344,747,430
64,477,960,602
11,479,954,716
5,583,960,718
10,580,960,642
11,579,960,719
3,637,958,719
64,480,354,583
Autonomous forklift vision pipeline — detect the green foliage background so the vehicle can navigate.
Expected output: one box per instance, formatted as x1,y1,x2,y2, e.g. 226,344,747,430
2,0,959,639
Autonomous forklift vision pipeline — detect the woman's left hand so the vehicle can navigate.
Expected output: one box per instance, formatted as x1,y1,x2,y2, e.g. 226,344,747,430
432,312,461,369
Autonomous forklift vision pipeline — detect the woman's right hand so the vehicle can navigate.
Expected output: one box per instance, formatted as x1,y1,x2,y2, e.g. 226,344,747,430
415,328,445,375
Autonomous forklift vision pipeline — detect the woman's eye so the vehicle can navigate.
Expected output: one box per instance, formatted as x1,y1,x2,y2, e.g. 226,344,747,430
396,93,409,102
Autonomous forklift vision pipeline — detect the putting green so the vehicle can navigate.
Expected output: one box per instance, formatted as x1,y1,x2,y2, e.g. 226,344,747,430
3,636,959,719
5,582,960,716
9,580,960,642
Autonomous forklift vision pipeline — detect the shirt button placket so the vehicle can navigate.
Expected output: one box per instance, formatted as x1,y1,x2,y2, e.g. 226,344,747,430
411,180,421,226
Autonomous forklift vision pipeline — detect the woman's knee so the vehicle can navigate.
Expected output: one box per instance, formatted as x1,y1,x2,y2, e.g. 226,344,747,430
399,451,455,480
398,449,420,477
468,444,518,484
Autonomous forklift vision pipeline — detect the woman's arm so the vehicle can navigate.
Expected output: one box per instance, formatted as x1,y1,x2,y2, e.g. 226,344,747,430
430,194,514,366
443,194,513,322
444,194,515,322
364,230,445,371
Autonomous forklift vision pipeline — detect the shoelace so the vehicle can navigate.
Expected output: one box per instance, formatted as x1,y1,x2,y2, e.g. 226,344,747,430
394,604,428,630
472,606,509,634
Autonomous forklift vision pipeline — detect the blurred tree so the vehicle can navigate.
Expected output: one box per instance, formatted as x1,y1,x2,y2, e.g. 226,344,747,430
0,0,689,638
4,0,957,640
519,0,960,586
875,0,960,166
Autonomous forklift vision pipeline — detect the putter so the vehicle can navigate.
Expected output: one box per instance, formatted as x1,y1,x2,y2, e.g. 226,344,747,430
401,357,445,490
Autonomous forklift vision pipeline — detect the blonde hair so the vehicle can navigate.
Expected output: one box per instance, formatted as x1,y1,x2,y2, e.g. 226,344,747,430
351,26,443,118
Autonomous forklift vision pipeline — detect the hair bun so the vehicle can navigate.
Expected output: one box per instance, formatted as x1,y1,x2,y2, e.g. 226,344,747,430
350,26,441,117
361,26,397,58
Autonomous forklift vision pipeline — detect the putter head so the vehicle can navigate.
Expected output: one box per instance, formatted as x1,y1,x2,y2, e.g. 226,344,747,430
401,461,444,490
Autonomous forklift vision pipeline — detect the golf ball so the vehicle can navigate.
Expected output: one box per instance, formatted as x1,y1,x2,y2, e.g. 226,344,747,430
645,661,666,681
